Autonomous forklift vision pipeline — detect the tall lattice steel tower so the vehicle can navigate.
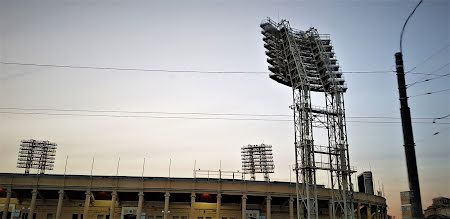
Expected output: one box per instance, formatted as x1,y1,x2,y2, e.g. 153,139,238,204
260,18,355,219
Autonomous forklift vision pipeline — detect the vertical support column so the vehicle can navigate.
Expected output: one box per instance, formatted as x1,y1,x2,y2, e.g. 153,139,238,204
136,191,144,219
163,192,170,219
357,202,361,219
190,193,196,218
266,195,272,219
328,201,333,219
367,204,372,219
289,197,294,219
28,188,38,219
216,193,222,219
83,190,91,218
56,189,64,219
110,191,117,219
375,205,380,219
299,203,305,219
2,187,11,219
241,194,247,219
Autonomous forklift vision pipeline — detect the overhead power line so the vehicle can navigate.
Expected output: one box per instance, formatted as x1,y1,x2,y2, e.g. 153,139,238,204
433,113,450,123
0,111,292,122
0,107,447,120
406,73,449,88
0,107,291,117
409,88,450,98
407,44,450,73
0,61,396,75
407,62,450,88
1,109,448,125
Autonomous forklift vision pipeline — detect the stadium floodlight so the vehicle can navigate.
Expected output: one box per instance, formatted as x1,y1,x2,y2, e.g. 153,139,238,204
17,139,57,174
260,17,354,219
241,144,275,182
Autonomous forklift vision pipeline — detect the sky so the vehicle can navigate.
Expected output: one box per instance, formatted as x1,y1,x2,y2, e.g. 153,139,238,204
0,0,449,218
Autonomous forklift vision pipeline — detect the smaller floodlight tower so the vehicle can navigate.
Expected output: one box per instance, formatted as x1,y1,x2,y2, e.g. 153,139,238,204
241,144,275,182
17,139,57,174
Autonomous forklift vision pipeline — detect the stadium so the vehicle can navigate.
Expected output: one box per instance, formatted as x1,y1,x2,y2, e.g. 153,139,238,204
0,173,386,219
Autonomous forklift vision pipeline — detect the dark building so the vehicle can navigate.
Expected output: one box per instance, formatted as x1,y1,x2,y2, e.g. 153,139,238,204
358,171,374,195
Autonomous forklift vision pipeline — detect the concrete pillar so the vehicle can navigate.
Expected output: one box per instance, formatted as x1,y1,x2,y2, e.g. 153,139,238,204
266,195,272,219
2,187,11,219
55,189,64,219
110,191,117,219
28,188,38,219
136,191,144,219
241,194,247,219
163,192,170,219
357,202,361,219
367,204,372,219
374,205,380,219
216,193,222,219
329,201,333,219
83,190,91,218
289,197,294,219
190,192,195,218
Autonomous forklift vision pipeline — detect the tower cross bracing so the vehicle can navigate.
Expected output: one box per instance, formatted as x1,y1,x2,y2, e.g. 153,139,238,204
260,18,355,219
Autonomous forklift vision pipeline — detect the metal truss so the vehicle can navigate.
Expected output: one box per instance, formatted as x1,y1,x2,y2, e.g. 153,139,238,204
261,18,355,219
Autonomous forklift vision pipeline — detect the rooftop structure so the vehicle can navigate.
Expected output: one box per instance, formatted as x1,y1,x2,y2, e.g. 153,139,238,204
17,139,57,175
424,197,450,219
241,144,275,182
358,171,374,195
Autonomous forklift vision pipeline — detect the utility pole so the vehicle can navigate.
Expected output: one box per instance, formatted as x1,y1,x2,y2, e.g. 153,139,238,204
395,52,423,218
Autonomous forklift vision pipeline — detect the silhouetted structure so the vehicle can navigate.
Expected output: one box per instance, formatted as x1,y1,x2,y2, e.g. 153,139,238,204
17,139,57,174
241,144,274,181
261,17,354,218
358,171,374,195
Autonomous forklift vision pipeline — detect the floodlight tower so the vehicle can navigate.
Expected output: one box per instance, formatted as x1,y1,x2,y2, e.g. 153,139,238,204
241,144,275,182
17,139,57,174
260,18,355,219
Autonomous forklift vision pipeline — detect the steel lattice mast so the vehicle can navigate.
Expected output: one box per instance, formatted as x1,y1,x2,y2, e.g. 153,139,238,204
260,18,355,219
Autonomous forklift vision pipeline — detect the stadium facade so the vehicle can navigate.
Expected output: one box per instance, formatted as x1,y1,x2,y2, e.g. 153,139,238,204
0,173,386,219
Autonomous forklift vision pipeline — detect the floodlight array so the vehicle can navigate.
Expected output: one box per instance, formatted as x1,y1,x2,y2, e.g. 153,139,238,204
17,139,57,174
241,144,275,181
260,19,346,93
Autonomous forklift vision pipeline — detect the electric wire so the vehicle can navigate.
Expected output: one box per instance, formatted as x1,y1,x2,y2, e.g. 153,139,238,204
408,72,449,76
0,61,439,78
406,62,450,88
406,44,450,73
400,0,424,53
432,113,450,123
408,88,450,98
0,61,396,75
0,107,447,120
415,126,450,143
0,107,291,117
406,73,449,88
1,110,449,125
